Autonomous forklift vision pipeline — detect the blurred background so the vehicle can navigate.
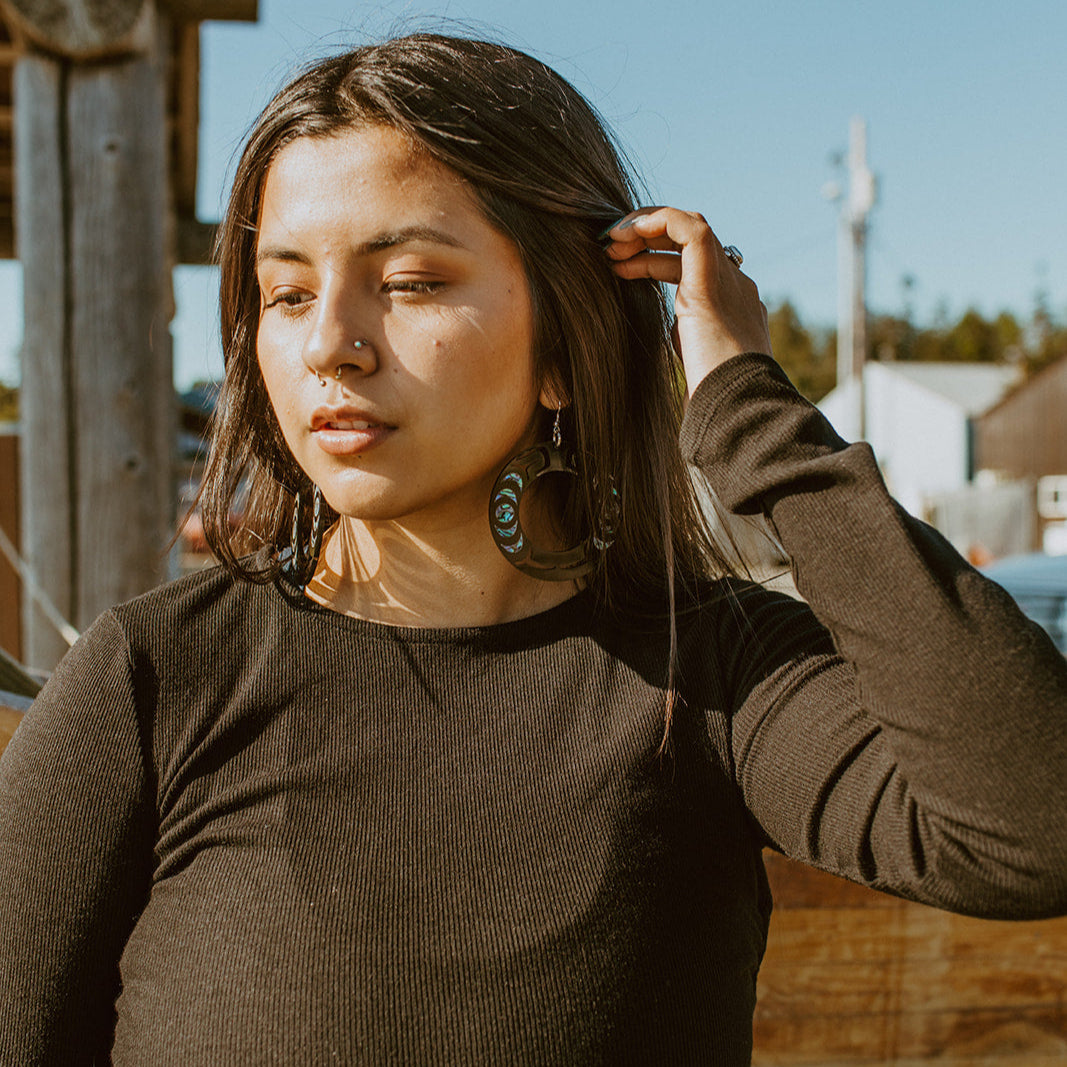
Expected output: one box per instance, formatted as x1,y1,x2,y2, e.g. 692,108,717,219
0,3,1065,1060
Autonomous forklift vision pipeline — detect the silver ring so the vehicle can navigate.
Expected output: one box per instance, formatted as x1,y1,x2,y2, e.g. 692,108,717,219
723,245,743,268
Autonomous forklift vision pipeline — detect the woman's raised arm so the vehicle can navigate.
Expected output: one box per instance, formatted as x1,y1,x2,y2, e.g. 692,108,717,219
607,208,1067,917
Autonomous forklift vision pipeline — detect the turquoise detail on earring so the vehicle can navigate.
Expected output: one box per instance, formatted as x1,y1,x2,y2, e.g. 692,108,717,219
489,426,619,581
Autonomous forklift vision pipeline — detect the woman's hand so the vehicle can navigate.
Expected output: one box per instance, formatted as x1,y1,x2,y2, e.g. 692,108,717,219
602,207,772,398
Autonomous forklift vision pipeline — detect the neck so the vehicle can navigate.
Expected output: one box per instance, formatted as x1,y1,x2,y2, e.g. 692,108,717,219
304,513,581,628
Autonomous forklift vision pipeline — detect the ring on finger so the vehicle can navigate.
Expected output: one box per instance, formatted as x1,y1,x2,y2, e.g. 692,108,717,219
723,245,744,268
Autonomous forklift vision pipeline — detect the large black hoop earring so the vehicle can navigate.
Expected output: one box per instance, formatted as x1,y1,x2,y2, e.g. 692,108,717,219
489,408,619,581
284,484,326,588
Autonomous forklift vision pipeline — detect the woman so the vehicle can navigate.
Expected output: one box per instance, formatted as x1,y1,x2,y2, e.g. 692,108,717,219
1,33,1065,1065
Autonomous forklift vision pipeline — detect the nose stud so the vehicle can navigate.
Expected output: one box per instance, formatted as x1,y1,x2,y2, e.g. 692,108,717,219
311,340,372,386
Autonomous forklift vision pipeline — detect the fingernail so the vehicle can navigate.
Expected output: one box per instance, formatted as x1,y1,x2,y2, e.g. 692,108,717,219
597,216,631,241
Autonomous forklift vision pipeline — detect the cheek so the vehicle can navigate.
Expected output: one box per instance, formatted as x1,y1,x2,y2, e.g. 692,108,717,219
256,345,300,437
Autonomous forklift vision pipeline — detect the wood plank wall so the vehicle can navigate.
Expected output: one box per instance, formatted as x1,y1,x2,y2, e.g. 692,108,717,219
0,430,19,661
975,356,1067,479
753,851,1067,1065
0,706,18,750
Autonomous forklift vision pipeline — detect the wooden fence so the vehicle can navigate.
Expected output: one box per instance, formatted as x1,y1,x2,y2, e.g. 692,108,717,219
754,852,1067,1065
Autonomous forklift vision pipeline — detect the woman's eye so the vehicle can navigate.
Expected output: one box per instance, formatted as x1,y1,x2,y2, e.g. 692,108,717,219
262,290,313,314
382,279,444,296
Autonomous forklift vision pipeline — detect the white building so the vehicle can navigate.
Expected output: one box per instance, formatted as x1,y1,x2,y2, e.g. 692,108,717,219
818,361,1022,518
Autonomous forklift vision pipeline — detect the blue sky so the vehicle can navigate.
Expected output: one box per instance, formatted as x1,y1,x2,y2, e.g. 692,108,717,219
2,0,1064,387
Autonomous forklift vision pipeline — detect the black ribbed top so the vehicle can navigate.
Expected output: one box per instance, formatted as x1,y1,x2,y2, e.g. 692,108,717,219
2,355,1065,1065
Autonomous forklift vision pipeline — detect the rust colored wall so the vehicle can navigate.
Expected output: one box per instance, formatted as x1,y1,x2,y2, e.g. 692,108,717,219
0,431,19,662
976,357,1067,478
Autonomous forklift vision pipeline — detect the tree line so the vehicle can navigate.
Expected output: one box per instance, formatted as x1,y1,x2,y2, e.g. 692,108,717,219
1,300,1066,420
0,382,15,423
769,299,1067,402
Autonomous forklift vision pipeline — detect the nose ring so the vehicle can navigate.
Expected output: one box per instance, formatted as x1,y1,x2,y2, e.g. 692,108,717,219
314,370,326,387
336,339,371,380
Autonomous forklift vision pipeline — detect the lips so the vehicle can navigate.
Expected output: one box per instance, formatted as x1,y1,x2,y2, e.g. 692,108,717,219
322,419,378,431
311,405,395,455
311,404,391,431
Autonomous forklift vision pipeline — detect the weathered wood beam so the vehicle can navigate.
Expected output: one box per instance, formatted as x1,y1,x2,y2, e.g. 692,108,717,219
171,19,198,218
177,216,216,265
14,53,73,668
0,0,152,60
158,0,256,21
16,9,175,667
2,213,216,265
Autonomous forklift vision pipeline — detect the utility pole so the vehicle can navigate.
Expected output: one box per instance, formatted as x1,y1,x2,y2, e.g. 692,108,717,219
833,117,877,437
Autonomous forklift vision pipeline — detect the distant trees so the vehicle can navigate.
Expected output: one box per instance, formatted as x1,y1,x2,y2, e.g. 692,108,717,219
2,302,1066,415
768,302,837,402
0,383,16,423
769,300,1067,402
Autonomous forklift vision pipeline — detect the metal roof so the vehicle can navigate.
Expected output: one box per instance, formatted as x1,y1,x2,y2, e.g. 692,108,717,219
872,361,1022,417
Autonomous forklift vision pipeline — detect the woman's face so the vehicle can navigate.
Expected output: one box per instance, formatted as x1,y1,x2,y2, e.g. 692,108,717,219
255,125,542,529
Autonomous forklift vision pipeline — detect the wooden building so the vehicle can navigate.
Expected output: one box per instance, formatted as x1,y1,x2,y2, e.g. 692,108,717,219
975,355,1067,480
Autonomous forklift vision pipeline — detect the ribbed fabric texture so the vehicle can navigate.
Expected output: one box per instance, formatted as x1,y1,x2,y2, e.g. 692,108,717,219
2,354,1065,1065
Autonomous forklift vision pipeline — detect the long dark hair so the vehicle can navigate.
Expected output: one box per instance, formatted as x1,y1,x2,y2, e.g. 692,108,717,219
200,32,732,637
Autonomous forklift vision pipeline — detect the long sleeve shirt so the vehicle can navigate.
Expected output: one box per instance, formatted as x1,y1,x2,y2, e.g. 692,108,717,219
2,354,1065,1065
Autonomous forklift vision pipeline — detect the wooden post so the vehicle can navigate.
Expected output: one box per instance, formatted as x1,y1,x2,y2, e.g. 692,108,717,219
10,0,174,668
14,53,72,670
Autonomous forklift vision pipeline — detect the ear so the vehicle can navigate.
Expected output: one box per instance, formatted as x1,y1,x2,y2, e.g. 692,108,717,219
538,371,569,410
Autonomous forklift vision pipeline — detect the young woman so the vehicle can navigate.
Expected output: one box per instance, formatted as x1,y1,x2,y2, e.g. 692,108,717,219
2,33,1065,1065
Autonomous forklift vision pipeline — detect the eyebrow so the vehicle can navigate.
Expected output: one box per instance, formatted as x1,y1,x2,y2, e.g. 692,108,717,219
255,225,466,269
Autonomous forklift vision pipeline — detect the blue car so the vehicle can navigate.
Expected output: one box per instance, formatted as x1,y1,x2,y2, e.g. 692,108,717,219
982,553,1067,654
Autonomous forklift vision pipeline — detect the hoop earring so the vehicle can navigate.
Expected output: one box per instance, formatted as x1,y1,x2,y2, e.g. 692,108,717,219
489,407,619,581
284,484,326,588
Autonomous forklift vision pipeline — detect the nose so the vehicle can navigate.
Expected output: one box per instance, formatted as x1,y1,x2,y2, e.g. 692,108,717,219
302,289,379,382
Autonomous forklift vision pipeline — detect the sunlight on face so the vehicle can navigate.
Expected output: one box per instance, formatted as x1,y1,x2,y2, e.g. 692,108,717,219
255,125,544,532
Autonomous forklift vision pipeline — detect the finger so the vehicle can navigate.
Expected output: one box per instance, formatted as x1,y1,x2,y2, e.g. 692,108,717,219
608,207,717,250
599,205,668,240
609,251,682,286
604,234,682,259
607,208,728,285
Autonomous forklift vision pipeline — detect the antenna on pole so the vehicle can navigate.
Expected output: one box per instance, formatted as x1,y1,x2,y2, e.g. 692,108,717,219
840,122,874,437
825,117,877,437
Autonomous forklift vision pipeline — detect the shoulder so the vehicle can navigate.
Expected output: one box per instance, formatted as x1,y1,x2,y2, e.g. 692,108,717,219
30,567,270,711
675,574,820,635
667,575,836,696
108,563,279,652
